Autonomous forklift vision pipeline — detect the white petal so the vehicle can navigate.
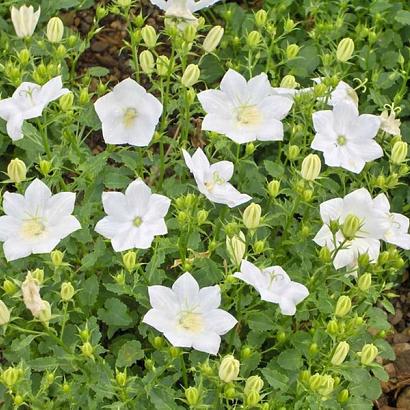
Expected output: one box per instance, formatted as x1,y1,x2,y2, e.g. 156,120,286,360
219,69,248,105
142,308,175,333
204,309,237,335
163,330,193,348
312,110,335,136
259,95,293,120
333,248,355,269
191,0,221,12
319,198,343,223
6,114,24,141
101,192,130,221
31,236,61,254
209,161,234,182
0,216,21,241
3,192,26,218
24,179,52,214
256,119,284,141
49,215,81,239
197,89,232,115
313,225,334,248
144,194,171,220
192,332,221,355
46,192,76,222
172,272,200,308
247,73,272,104
333,102,359,136
199,285,221,311
125,179,152,217
147,285,179,313
3,238,32,261
350,114,381,140
95,216,131,240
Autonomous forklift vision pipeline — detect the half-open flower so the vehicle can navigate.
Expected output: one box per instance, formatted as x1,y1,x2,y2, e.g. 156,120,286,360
182,148,251,208
94,78,163,146
95,179,171,251
233,260,309,315
11,5,40,38
143,272,237,354
198,69,293,143
0,179,81,262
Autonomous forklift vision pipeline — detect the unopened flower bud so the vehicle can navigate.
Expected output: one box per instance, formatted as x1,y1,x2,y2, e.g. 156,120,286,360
219,355,240,383
18,49,30,65
246,31,261,48
245,142,255,155
255,9,268,27
181,64,200,87
60,282,74,301
141,25,157,48
47,17,64,43
338,389,349,403
156,55,170,76
203,25,224,53
302,189,313,202
335,295,351,318
3,279,17,295
241,346,252,359
286,44,300,59
359,343,378,365
79,88,90,105
31,268,44,284
331,341,350,365
299,370,311,383
122,251,136,272
51,249,64,267
319,246,332,263
326,319,339,335
39,159,52,176
7,158,26,184
185,386,200,406
341,214,361,239
284,18,296,32
243,203,262,230
287,145,300,160
301,154,321,181
2,367,20,387
226,231,246,266
309,343,319,355
357,252,369,267
317,375,334,396
267,180,280,198
169,346,180,358
246,391,260,406
59,92,74,112
11,5,40,39
358,272,372,291
81,341,94,357
309,373,322,391
391,141,408,164
153,336,164,349
139,50,155,74
183,24,197,43
196,209,208,225
244,375,264,395
336,38,354,62
0,300,10,325
37,301,51,323
116,369,127,386
253,240,265,254
280,74,297,89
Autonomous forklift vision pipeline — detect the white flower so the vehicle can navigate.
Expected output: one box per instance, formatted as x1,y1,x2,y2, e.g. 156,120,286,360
150,0,221,23
197,69,293,144
0,179,81,262
372,193,410,249
233,260,309,315
0,76,69,141
380,110,401,136
182,148,251,208
11,5,40,38
143,272,237,354
328,80,358,107
313,188,384,270
94,78,163,146
311,102,382,173
95,179,171,251
21,272,43,316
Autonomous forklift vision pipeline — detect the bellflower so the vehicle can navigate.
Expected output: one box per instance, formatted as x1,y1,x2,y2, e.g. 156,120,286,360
11,5,40,38
197,69,293,143
182,148,251,208
328,80,358,107
0,179,81,262
95,179,171,251
313,188,385,270
21,272,44,317
311,102,382,173
0,76,69,141
94,78,163,146
379,109,401,136
143,272,237,354
233,260,309,315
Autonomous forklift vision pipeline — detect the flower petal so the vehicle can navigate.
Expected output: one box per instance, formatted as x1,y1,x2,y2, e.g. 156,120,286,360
172,272,200,308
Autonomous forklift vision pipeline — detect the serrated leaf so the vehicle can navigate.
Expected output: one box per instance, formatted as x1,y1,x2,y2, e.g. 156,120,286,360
277,349,302,370
261,368,289,391
116,340,144,368
98,298,132,327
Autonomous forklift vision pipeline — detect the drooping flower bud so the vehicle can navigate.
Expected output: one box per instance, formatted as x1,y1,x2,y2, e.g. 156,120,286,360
7,158,26,184
336,38,354,62
141,25,157,48
301,154,321,181
335,295,352,318
243,203,262,230
0,300,10,325
203,25,224,53
181,64,200,87
341,214,361,239
226,231,246,266
60,282,75,301
359,343,378,365
218,355,240,383
357,272,372,291
391,141,408,164
331,341,350,365
46,17,64,43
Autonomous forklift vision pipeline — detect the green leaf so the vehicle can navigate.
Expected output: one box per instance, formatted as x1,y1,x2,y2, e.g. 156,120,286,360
277,349,302,370
395,10,410,25
116,340,144,368
247,311,274,332
79,275,99,307
371,365,389,382
27,357,58,370
98,298,133,327
261,368,289,391
88,66,110,77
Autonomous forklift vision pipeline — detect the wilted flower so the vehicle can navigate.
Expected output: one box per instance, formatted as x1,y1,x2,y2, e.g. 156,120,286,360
0,179,81,261
234,260,309,315
197,69,293,143
11,5,40,38
182,148,251,208
311,102,381,173
95,179,171,251
143,272,237,354
94,78,163,146
0,301,10,325
380,109,401,135
22,272,44,316
0,76,69,141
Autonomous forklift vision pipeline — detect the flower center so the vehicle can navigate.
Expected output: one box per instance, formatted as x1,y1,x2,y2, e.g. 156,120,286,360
133,216,143,227
204,172,225,192
21,217,45,239
337,135,347,145
178,311,203,333
236,105,262,126
123,108,138,128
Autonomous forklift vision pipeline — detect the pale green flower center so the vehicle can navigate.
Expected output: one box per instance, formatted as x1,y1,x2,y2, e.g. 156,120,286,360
204,171,225,192
179,311,203,333
337,135,347,146
21,217,45,238
133,216,143,227
236,105,262,126
123,108,138,128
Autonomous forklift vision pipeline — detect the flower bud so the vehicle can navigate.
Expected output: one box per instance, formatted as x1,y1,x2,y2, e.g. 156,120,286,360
139,50,155,74
122,251,136,272
226,231,246,266
116,369,127,386
358,272,372,291
287,144,300,160
79,88,90,105
302,189,313,202
81,341,94,358
0,300,10,325
338,389,349,403
286,44,300,59
267,180,280,198
153,336,164,349
341,214,361,239
241,346,252,359
255,9,268,27
7,158,26,184
245,391,260,406
185,387,200,406
31,268,44,284
299,370,311,383
326,319,338,335
169,346,180,358
224,384,236,399
3,279,17,295
357,252,369,267
280,74,297,89
331,341,350,365
197,209,208,225
309,343,319,355
141,25,157,48
243,203,262,230
359,343,378,365
37,300,51,323
335,295,351,318
48,250,63,269
319,246,332,263
47,17,64,43
301,154,321,181
2,367,20,387
336,38,354,62
181,64,200,87
283,18,296,32
156,55,170,76
183,24,197,43
39,159,52,176
246,31,261,48
309,373,322,391
60,282,75,301
244,375,264,395
317,375,334,396
253,240,265,254
18,49,30,65
391,141,408,164
203,26,224,53
245,142,255,156
59,92,74,112
218,355,240,383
